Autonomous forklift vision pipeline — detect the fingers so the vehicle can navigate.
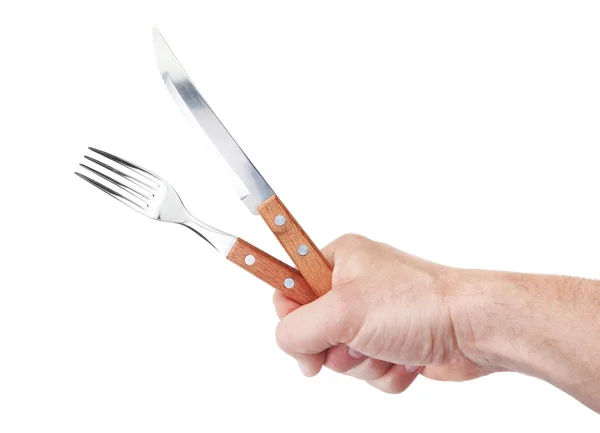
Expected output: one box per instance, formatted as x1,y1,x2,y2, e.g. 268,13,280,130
273,291,301,319
325,344,421,392
367,364,422,394
325,344,395,381
324,344,368,373
273,268,421,391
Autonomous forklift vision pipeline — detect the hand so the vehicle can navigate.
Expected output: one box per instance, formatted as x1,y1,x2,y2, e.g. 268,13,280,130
274,234,600,411
273,234,489,394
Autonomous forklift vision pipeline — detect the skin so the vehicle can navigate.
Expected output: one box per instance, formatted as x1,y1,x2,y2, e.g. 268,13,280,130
273,234,600,413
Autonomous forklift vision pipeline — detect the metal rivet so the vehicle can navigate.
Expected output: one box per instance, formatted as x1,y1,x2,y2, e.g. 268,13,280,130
297,244,309,256
274,215,286,226
244,255,256,266
284,278,295,289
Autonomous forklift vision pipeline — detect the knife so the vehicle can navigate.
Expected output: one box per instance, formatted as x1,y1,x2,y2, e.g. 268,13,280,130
152,27,332,298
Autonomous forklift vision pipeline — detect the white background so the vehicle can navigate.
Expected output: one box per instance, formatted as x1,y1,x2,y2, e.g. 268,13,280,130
1,0,599,431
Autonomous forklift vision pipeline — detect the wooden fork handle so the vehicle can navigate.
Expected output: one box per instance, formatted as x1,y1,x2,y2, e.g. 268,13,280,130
257,195,332,298
227,238,318,305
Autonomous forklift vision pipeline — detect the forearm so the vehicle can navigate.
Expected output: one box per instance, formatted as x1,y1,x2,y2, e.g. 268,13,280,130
448,269,600,412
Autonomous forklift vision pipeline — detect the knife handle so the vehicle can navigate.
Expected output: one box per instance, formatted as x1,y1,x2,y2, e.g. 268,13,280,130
227,238,318,305
257,195,332,297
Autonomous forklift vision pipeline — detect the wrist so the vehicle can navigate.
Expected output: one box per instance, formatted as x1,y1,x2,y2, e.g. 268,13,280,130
447,268,600,398
445,268,542,374
440,262,600,412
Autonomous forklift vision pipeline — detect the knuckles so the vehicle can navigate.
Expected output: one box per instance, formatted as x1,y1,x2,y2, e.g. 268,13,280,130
329,233,376,286
334,233,370,249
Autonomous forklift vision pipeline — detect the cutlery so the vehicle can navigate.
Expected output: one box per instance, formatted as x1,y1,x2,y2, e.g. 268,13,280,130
75,147,317,305
153,27,332,298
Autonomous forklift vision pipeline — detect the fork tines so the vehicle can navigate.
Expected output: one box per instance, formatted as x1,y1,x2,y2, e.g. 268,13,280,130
75,147,161,211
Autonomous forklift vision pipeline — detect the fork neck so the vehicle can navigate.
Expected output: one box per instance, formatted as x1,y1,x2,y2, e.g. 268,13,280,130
181,217,238,256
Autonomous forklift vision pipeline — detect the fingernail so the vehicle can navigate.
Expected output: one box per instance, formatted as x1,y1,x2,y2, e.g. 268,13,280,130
405,365,420,373
298,362,311,377
348,347,366,359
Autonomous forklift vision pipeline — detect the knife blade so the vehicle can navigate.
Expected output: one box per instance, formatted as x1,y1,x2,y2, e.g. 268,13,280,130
152,28,273,213
152,27,332,297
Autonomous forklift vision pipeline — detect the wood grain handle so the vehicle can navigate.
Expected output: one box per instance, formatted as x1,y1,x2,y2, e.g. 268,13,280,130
257,195,332,297
227,238,318,305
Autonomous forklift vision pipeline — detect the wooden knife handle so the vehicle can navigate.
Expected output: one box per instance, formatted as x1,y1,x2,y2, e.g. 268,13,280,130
227,238,318,305
257,195,332,297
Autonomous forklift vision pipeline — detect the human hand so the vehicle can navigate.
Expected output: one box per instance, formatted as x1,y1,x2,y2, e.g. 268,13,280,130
274,234,489,393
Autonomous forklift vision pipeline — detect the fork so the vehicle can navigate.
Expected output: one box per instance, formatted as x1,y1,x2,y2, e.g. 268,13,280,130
75,147,317,305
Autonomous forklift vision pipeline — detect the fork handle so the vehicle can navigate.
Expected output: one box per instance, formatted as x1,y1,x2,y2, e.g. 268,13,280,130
257,195,332,297
227,238,318,305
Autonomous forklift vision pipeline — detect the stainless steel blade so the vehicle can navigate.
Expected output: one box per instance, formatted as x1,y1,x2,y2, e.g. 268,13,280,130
153,27,274,214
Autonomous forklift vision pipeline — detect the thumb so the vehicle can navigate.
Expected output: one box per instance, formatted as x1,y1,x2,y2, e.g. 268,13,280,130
275,236,344,355
275,234,365,375
276,236,357,354
276,288,354,357
275,290,345,377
